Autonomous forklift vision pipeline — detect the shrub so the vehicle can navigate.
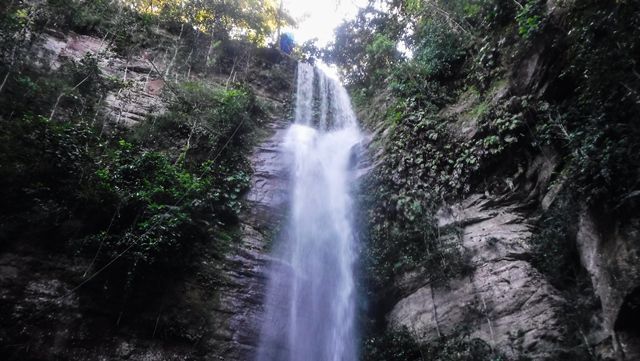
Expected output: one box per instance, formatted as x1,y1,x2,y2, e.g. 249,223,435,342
43,0,122,34
0,79,257,306
135,82,261,162
515,0,544,39
410,19,468,80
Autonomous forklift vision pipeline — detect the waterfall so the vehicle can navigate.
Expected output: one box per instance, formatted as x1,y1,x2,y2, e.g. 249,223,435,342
256,62,362,361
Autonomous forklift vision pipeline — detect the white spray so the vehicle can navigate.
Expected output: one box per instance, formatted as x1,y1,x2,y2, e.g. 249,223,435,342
256,62,362,361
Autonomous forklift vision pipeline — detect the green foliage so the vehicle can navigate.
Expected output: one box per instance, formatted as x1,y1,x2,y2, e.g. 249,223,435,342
382,16,468,112
366,33,400,81
0,112,252,301
359,95,545,292
409,18,468,80
473,0,518,29
515,1,543,39
0,2,33,65
427,0,515,30
0,0,275,306
1,0,294,70
294,38,322,62
41,0,292,46
175,0,295,45
0,53,258,309
85,80,258,297
329,6,404,86
347,0,550,296
43,0,124,34
537,0,640,213
135,81,261,166
471,39,504,91
341,0,639,359
389,65,451,113
40,0,169,55
86,138,249,298
359,124,471,291
367,0,640,217
0,53,117,121
327,0,516,88
361,327,422,361
0,116,96,235
528,193,601,361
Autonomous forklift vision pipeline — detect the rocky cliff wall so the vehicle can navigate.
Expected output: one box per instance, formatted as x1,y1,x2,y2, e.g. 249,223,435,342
355,1,640,359
0,26,296,360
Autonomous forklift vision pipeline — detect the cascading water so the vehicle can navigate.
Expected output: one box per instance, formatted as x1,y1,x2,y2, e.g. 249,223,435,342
256,63,362,361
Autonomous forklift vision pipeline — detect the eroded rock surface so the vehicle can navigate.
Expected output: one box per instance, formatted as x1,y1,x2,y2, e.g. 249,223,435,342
1,27,295,360
0,112,291,361
42,30,168,127
389,196,567,359
212,116,291,360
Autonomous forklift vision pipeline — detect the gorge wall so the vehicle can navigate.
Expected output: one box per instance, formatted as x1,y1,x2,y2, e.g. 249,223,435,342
0,4,296,359
2,1,640,361
345,1,640,360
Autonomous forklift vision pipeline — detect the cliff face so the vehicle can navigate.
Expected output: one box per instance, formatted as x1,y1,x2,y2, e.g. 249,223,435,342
352,1,640,360
389,196,567,360
372,39,571,358
381,185,640,361
2,1,639,360
0,21,296,360
576,210,640,360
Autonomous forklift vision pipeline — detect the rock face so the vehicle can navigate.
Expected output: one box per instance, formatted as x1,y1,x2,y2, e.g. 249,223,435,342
367,3,640,359
388,195,567,359
42,30,168,127
212,116,292,360
39,29,295,129
576,210,640,360
0,96,292,361
0,28,295,361
374,67,640,360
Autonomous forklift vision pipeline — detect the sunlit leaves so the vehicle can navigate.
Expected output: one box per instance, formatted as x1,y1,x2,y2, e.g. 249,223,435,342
122,0,293,44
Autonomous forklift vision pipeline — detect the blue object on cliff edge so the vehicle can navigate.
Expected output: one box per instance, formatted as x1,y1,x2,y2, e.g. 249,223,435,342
280,33,294,54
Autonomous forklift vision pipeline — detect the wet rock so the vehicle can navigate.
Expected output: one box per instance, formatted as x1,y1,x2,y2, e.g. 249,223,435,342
244,118,292,230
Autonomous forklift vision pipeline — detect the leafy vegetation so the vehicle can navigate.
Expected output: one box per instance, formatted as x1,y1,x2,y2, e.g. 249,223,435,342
39,0,293,46
515,0,544,39
128,0,294,45
1,0,639,358
0,0,274,306
135,81,261,164
333,0,640,286
331,0,640,358
527,193,602,361
344,1,546,295
0,84,259,303
0,0,296,92
529,193,580,289
557,1,640,212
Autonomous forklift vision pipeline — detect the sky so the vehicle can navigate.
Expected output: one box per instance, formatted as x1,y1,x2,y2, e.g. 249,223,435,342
281,0,369,47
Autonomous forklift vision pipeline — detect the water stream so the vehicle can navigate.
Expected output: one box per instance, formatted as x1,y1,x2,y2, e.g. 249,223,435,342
256,62,362,361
